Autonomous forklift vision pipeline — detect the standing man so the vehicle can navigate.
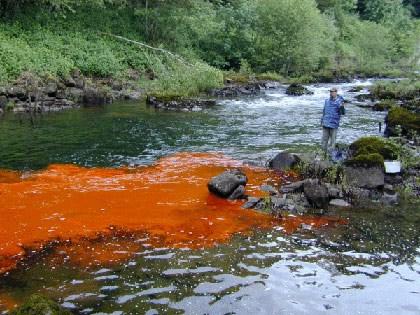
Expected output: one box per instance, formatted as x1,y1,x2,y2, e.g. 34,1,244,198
321,87,345,154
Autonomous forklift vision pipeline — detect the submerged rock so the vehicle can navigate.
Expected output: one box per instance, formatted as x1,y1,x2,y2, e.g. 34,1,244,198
11,294,72,315
228,185,246,200
208,169,248,199
242,197,262,209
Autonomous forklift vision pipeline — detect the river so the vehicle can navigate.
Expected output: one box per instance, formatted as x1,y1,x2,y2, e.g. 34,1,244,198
0,80,419,315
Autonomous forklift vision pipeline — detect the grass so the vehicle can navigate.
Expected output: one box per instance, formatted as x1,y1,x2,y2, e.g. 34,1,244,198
370,79,420,100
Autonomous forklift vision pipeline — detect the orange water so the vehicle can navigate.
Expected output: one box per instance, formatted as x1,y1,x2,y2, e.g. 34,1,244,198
0,152,340,274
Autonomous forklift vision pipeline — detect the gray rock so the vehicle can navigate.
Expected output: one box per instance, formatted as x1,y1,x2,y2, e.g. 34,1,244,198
329,199,351,207
228,185,246,200
268,152,300,171
124,90,142,100
270,196,287,209
286,83,313,96
0,95,7,109
64,76,76,87
7,86,26,98
242,197,262,209
326,183,341,199
45,82,58,97
66,87,84,102
385,174,403,185
381,191,399,205
208,169,248,198
260,184,278,195
83,87,111,105
280,180,306,193
303,179,329,209
344,166,384,189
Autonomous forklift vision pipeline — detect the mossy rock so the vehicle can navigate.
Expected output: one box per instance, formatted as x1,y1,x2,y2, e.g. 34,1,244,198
387,106,420,135
402,98,420,113
11,294,72,315
344,153,385,168
349,86,364,92
348,136,399,160
286,83,313,96
372,100,396,112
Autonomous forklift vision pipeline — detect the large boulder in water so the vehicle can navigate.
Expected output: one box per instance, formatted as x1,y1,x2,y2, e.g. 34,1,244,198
268,152,300,171
208,169,247,199
286,83,313,96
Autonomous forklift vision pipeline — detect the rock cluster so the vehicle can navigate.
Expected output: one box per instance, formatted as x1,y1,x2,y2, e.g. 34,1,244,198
209,81,280,97
0,70,143,114
146,96,216,111
285,83,314,96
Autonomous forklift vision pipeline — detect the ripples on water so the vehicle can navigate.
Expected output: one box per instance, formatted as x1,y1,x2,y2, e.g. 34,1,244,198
0,80,384,170
0,80,419,314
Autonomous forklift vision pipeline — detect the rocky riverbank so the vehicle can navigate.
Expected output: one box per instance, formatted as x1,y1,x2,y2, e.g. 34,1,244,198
0,70,144,115
0,74,284,114
208,136,419,218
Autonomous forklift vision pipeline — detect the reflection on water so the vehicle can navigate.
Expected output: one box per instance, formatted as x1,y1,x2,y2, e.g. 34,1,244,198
1,205,418,314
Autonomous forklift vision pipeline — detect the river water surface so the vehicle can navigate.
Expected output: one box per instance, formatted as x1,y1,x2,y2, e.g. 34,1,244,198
0,81,419,314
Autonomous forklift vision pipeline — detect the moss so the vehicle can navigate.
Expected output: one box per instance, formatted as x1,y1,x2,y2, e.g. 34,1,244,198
11,294,72,315
149,93,183,101
349,136,399,160
372,100,396,111
387,107,420,134
345,153,385,168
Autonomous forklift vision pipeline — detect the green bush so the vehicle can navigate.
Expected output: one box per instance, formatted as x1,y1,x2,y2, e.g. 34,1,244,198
370,80,420,100
372,100,397,111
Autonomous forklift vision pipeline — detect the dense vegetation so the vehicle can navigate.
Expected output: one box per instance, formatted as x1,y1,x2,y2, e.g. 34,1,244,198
0,0,419,94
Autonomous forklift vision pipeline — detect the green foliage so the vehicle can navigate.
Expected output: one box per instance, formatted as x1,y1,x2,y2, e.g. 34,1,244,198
370,80,420,100
140,60,223,98
0,0,418,88
387,106,420,135
348,136,399,160
253,0,333,75
255,72,283,81
372,100,397,111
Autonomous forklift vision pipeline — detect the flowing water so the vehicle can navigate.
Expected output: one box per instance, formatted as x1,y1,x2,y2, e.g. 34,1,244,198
0,81,419,314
